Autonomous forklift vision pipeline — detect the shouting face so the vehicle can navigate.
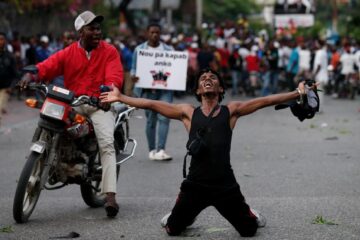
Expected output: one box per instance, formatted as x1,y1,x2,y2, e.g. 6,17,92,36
80,22,102,51
196,71,224,100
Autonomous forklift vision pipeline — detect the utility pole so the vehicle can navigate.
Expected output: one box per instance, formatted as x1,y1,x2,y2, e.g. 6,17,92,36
166,8,172,28
331,0,338,32
153,0,161,21
196,0,203,30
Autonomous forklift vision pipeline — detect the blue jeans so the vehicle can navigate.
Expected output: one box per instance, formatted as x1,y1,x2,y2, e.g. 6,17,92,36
231,70,241,95
143,89,173,151
261,70,279,96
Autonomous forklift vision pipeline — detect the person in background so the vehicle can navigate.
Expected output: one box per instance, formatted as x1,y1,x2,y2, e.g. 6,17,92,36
63,31,76,48
286,40,299,91
245,45,260,96
339,43,356,99
0,32,18,126
262,41,279,96
229,45,243,96
131,22,174,161
329,44,341,98
354,42,360,99
298,41,311,79
238,43,250,95
312,39,328,111
35,35,54,63
120,39,135,96
25,36,37,65
216,41,230,84
197,42,216,72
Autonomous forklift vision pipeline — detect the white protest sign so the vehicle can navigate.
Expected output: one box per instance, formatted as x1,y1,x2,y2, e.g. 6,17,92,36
135,49,188,91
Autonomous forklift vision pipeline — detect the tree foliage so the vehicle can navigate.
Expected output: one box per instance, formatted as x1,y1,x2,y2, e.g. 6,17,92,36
203,0,259,22
8,0,100,14
312,0,360,41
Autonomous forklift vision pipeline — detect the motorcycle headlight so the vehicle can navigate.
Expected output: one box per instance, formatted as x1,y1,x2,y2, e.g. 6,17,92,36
41,100,65,120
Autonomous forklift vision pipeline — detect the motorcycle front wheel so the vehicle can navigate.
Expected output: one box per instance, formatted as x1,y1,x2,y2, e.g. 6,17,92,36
13,151,45,223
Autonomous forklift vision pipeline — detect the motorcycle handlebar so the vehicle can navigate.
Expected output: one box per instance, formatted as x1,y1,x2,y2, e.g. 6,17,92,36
71,95,100,108
26,83,108,111
27,82,48,96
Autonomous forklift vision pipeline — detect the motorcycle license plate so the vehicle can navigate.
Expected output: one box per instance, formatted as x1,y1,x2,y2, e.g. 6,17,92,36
30,141,46,153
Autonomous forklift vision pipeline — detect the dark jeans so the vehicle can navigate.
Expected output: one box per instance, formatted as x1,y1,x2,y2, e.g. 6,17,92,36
165,181,258,237
286,72,297,91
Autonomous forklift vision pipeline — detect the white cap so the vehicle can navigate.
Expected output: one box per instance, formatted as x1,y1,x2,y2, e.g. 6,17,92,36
190,42,198,49
251,45,259,52
40,35,49,43
74,11,104,31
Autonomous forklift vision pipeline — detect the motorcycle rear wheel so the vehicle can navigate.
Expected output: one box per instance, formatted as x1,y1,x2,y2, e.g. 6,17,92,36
13,151,44,223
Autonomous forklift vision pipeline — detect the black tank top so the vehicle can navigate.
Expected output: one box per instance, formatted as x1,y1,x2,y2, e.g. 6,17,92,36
187,105,237,186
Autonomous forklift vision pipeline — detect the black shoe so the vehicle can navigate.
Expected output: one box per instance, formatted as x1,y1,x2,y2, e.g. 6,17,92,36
105,202,119,218
105,194,119,218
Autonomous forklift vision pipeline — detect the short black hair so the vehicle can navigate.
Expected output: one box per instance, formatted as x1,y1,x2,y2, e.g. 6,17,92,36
0,32,6,38
194,68,226,102
147,21,162,31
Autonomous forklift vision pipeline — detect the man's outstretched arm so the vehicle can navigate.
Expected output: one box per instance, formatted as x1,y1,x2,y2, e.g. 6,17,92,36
229,90,301,117
100,85,193,122
227,81,308,128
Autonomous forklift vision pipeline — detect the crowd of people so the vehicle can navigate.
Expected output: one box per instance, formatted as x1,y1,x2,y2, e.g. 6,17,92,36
2,19,360,105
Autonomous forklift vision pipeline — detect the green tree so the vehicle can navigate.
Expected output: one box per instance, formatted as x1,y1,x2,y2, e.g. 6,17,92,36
203,0,259,22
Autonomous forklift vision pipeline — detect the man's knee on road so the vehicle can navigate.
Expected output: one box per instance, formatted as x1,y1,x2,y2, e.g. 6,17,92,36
164,214,189,236
236,218,258,237
164,225,183,236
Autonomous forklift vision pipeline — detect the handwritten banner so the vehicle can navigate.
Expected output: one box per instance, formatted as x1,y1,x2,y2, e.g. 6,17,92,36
135,49,188,91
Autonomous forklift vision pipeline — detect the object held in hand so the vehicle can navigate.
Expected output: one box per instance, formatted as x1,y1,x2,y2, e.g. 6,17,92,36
100,85,112,93
275,83,320,122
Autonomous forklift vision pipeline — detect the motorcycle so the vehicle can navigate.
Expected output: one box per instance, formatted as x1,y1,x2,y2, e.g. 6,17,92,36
13,66,137,223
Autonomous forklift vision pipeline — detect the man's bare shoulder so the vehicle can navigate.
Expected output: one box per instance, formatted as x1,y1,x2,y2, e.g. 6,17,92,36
227,100,245,112
176,103,195,112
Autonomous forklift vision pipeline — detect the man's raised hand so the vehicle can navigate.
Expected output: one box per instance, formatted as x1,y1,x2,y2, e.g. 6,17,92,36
99,84,121,103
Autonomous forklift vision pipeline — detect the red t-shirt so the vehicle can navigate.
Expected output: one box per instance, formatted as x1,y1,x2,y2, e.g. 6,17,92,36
245,55,260,72
217,48,230,68
37,41,123,97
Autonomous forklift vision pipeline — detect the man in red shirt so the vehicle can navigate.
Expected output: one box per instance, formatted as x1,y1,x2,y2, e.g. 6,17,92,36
20,11,123,218
245,46,260,96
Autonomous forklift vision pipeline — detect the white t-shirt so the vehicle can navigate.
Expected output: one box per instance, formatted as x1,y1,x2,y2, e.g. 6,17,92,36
313,48,329,83
281,46,291,68
238,47,249,59
340,52,356,75
299,49,311,70
238,47,250,70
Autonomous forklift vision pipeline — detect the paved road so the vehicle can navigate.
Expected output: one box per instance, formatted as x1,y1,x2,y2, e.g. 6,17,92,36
0,94,359,240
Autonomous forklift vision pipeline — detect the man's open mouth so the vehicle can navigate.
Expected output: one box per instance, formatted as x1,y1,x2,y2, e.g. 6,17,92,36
204,82,213,88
